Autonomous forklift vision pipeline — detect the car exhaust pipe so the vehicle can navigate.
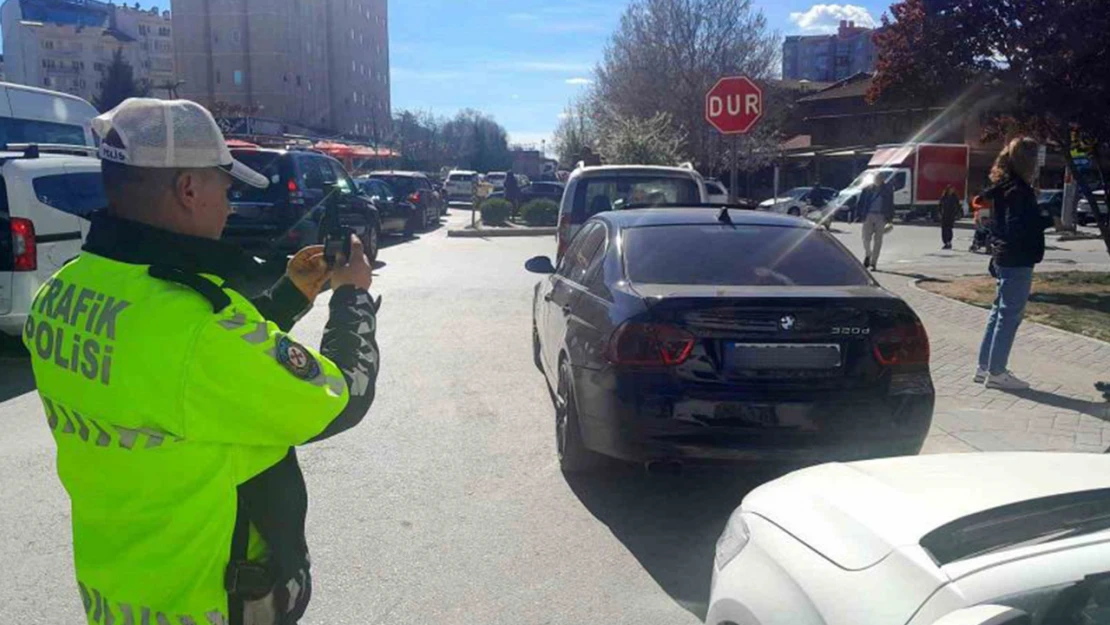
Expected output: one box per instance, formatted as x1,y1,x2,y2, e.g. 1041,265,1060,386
645,460,683,475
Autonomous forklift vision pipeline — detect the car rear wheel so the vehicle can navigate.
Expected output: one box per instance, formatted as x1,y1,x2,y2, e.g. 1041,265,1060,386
361,224,379,263
788,206,801,216
555,358,605,473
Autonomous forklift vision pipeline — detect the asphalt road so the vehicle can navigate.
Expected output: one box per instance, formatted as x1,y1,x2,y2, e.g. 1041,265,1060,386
1,210,1106,624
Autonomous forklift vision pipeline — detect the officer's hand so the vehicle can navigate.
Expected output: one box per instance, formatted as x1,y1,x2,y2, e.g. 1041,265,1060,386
332,235,372,291
287,245,332,300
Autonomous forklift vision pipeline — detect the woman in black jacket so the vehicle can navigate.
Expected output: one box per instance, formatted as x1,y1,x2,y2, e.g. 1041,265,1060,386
974,137,1054,390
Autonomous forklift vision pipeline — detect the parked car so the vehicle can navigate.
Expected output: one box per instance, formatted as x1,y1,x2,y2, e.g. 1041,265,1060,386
489,181,566,203
1037,188,1063,220
1077,189,1105,226
356,178,423,237
445,170,479,201
226,148,381,262
705,179,729,204
758,186,838,216
709,452,1110,625
1,146,103,337
365,170,445,222
526,208,933,473
556,164,708,259
486,171,508,191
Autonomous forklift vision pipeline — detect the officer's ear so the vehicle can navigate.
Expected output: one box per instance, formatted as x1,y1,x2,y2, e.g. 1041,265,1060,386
172,169,203,212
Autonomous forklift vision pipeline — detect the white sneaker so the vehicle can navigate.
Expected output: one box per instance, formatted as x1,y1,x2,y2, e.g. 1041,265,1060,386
985,371,1030,390
973,368,987,383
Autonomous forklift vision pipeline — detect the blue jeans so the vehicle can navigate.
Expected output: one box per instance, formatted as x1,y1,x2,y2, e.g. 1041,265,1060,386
977,265,1034,375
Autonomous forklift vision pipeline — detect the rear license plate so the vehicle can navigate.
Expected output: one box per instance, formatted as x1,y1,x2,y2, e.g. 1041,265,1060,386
725,343,842,370
713,403,778,426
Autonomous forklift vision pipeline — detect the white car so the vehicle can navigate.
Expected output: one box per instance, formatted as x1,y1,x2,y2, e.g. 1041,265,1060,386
705,179,729,204
486,171,508,191
445,170,479,201
758,186,838,217
1,147,103,337
709,452,1110,625
556,163,708,258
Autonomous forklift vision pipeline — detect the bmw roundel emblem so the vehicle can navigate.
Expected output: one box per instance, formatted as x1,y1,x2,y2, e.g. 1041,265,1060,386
779,315,797,331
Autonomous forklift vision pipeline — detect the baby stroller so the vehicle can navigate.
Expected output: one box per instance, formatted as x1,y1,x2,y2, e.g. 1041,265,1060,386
969,198,992,253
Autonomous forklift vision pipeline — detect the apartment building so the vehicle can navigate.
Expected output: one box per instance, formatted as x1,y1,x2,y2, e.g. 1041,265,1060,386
783,20,877,83
1,0,176,103
171,0,390,138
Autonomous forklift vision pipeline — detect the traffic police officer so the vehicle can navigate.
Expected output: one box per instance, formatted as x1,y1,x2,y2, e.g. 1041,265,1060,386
23,98,380,624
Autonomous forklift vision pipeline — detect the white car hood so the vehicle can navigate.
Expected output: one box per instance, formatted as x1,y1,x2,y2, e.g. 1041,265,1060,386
742,453,1110,571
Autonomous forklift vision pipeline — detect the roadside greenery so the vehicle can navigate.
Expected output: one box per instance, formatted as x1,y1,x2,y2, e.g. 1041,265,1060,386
479,199,513,227
520,200,559,227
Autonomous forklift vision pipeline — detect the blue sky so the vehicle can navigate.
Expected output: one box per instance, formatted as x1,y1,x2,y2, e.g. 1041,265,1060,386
4,1,891,149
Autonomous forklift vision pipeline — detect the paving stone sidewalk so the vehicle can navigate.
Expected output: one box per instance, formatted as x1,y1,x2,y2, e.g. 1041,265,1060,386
875,272,1110,454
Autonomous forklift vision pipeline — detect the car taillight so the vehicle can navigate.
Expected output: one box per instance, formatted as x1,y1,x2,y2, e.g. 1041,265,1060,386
873,321,929,366
11,217,36,272
409,191,421,203
606,322,696,366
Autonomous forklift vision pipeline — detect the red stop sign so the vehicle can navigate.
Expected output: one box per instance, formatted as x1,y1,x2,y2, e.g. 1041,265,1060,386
705,76,763,135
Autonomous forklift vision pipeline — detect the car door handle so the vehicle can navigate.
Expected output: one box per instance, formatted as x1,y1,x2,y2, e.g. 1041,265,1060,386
544,293,555,302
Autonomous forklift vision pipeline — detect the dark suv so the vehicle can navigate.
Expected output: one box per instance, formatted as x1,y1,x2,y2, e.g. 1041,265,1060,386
367,171,446,222
226,148,381,262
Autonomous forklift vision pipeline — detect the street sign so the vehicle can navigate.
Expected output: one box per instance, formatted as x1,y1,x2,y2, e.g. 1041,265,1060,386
705,76,763,135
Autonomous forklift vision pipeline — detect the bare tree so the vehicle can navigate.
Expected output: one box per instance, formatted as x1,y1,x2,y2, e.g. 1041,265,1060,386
592,0,779,168
552,100,598,168
598,112,687,166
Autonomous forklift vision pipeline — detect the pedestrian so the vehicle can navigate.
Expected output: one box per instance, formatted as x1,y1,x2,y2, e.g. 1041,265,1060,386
22,99,381,625
939,185,961,249
859,174,895,270
974,136,1055,390
504,170,520,211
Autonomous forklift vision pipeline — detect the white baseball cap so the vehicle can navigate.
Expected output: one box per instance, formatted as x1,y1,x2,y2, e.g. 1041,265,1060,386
92,98,269,189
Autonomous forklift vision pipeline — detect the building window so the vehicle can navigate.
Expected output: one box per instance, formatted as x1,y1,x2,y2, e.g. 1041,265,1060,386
43,77,52,86
234,70,243,85
139,25,149,36
296,75,302,87
159,27,171,37
233,30,241,44
216,69,222,84
213,30,219,44
94,62,105,72
42,40,55,50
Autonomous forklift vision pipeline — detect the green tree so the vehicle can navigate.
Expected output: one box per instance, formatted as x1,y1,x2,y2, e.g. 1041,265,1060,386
93,48,150,113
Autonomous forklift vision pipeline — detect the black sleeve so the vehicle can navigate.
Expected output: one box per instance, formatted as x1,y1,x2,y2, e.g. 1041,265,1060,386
251,276,312,332
308,286,380,442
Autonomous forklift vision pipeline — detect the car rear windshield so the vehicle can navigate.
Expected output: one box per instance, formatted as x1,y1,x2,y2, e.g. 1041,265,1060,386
623,224,871,287
448,173,475,182
0,118,87,147
229,151,284,203
573,176,700,220
374,176,418,195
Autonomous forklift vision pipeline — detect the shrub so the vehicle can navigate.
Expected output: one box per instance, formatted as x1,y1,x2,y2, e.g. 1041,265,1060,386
480,198,513,226
520,199,559,226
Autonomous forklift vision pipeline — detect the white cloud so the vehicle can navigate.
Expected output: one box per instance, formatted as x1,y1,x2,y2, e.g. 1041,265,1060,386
789,4,876,34
557,112,571,120
565,77,593,86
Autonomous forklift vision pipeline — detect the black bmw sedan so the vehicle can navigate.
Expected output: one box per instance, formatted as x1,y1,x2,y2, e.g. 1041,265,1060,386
526,208,934,473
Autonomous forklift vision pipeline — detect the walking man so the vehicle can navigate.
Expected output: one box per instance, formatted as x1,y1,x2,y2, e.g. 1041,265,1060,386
23,98,381,624
859,175,894,270
939,186,962,249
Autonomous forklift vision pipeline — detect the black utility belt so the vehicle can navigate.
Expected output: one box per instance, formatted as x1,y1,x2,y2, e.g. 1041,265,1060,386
225,560,276,601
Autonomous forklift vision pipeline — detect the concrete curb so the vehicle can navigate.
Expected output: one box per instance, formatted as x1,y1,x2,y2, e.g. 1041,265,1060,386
908,276,1110,348
447,227,556,238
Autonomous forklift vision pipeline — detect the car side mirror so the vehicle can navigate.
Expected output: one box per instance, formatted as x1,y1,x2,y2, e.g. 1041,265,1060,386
525,256,556,274
929,606,1031,625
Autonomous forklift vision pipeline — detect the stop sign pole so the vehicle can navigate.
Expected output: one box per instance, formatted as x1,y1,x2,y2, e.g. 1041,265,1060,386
705,76,763,203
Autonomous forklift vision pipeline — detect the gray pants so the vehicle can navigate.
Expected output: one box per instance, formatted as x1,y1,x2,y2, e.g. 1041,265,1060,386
861,213,887,264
